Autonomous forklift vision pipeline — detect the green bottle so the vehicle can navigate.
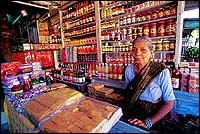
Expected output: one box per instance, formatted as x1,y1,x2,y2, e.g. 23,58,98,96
31,75,40,88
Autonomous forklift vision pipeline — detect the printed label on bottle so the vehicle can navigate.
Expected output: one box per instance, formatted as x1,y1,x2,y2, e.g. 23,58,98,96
172,78,179,88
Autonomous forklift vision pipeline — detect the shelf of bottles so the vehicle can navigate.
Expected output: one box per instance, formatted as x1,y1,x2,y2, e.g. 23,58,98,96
100,1,177,61
49,23,62,44
61,0,97,64
53,62,97,83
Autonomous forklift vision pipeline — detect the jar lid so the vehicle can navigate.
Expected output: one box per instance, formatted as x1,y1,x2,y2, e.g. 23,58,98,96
143,23,149,26
166,19,174,22
158,21,165,24
150,22,157,25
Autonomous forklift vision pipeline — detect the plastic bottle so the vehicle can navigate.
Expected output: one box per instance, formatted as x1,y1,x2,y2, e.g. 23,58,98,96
46,72,53,85
31,75,40,88
171,64,180,90
39,73,45,83
23,75,31,92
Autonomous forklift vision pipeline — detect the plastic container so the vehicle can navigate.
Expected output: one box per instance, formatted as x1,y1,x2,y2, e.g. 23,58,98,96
18,64,32,73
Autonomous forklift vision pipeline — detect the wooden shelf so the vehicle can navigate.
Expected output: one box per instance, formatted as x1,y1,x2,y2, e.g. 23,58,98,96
66,42,97,47
100,1,124,10
66,21,96,31
101,16,177,31
78,52,97,55
64,31,96,38
101,1,174,22
154,51,174,54
101,35,176,43
65,9,95,22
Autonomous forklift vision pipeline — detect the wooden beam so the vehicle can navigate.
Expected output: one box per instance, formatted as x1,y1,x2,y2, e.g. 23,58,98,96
175,1,185,64
95,1,102,62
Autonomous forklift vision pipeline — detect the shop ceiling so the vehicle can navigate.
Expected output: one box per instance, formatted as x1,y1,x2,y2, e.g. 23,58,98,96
0,1,198,25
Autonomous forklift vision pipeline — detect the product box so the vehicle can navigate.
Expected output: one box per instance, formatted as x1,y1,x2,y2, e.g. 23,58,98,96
188,73,199,93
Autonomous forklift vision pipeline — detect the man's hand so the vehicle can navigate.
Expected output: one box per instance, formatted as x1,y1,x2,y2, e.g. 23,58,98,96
128,118,147,128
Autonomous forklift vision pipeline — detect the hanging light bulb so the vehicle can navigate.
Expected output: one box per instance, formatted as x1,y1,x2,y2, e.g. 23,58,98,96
12,9,28,25
20,10,28,17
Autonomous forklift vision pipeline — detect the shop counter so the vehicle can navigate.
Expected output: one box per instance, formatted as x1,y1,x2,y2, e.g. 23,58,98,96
172,90,199,117
3,96,149,133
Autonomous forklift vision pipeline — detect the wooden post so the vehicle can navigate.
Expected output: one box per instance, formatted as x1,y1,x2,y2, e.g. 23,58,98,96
175,1,185,64
95,1,102,62
59,9,65,49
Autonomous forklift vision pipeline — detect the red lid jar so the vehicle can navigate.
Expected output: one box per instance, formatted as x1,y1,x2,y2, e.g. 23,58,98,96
166,19,176,35
143,23,149,37
151,10,158,20
150,22,157,37
157,21,165,36
170,4,177,16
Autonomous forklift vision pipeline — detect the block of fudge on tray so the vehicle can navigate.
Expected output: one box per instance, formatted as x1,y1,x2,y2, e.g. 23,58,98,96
39,97,122,133
23,88,84,123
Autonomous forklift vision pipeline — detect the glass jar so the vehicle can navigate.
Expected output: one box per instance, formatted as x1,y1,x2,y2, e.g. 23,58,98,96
154,1,160,5
151,10,158,20
170,4,176,16
150,22,157,37
146,12,151,21
162,40,170,51
157,21,165,36
164,6,170,17
127,15,132,24
141,13,146,22
158,8,164,18
137,26,143,37
120,18,124,26
123,16,127,25
108,64,113,79
131,14,136,23
136,15,141,22
143,23,149,37
156,41,163,51
166,19,176,35
23,75,30,92
152,42,157,51
169,40,175,50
